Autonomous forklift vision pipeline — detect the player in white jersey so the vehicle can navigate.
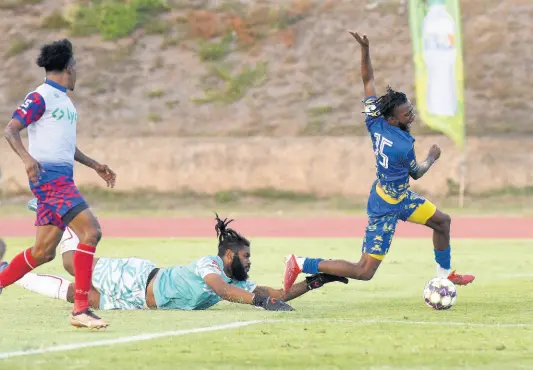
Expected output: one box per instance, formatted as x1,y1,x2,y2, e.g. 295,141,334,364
0,39,116,329
6,214,348,311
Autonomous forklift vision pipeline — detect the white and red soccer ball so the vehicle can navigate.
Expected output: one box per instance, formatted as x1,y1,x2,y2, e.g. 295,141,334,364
423,277,457,310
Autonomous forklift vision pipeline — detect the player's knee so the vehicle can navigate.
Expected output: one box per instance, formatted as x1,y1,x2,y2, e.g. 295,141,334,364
358,268,376,281
31,244,57,264
354,255,381,280
429,210,451,234
91,227,103,244
440,212,451,233
80,227,102,246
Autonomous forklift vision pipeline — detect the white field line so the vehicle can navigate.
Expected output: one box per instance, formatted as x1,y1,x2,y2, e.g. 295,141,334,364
0,318,531,360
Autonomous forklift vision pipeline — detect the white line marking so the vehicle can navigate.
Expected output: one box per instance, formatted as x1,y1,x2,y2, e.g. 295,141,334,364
286,318,533,328
0,321,260,360
0,318,531,360
360,319,533,328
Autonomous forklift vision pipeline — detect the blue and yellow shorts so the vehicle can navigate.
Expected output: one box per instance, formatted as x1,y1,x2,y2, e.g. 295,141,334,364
362,182,437,260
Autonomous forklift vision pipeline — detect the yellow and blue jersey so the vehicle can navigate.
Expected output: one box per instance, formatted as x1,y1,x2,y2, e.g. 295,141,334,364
363,96,418,202
360,96,436,259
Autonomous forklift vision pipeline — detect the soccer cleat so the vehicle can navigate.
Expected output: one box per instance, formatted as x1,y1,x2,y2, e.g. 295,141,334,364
70,309,109,330
283,254,302,292
447,270,475,286
0,261,8,295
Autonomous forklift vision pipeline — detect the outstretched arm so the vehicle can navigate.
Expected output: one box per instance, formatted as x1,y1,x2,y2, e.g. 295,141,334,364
253,282,308,302
203,274,294,311
349,31,376,98
204,273,255,304
253,273,349,302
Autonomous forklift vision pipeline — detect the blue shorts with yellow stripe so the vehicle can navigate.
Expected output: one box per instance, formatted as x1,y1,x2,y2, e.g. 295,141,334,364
362,181,437,260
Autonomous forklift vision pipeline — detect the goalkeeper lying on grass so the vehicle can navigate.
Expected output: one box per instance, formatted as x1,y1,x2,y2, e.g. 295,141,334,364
1,203,346,313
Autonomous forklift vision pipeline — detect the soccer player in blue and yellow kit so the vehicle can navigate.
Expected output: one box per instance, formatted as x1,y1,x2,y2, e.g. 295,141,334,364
283,32,474,292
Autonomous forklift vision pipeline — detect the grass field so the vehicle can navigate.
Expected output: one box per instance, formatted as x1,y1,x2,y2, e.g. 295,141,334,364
0,237,532,369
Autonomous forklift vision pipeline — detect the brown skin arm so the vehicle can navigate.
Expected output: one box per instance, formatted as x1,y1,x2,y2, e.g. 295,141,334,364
75,147,116,188
4,119,31,161
409,145,441,180
349,32,376,98
203,273,255,305
253,281,309,302
4,119,44,185
74,147,99,169
409,157,436,180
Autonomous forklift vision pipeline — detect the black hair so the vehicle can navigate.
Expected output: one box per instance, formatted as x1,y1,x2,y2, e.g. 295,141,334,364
215,213,250,257
36,39,74,73
373,86,408,119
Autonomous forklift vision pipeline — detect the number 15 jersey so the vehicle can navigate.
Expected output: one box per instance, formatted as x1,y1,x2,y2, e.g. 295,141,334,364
363,96,418,202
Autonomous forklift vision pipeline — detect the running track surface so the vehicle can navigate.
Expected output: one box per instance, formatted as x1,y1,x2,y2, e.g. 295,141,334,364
1,217,533,238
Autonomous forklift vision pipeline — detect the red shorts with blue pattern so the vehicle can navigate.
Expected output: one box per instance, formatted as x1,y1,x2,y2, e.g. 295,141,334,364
31,176,86,231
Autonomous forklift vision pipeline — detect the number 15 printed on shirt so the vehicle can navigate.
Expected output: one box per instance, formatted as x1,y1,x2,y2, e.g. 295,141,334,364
374,133,393,169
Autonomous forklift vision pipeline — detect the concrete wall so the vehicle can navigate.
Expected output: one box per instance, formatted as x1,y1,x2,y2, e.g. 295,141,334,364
1,136,532,198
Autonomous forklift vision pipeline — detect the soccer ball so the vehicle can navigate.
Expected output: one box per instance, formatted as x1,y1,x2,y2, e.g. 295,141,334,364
423,277,457,310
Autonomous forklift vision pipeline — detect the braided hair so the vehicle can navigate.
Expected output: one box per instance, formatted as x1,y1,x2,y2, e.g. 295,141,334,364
372,86,408,120
215,213,250,257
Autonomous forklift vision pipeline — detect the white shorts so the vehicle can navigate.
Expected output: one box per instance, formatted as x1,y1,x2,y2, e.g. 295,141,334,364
58,227,79,254
91,257,157,310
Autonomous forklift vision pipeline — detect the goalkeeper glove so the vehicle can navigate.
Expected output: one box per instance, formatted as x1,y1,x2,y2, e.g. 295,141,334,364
252,293,294,311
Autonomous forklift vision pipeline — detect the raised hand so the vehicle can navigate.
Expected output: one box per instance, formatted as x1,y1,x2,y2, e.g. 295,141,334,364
349,31,369,48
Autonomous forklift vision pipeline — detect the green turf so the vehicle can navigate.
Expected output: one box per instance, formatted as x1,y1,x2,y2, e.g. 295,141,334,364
0,238,532,369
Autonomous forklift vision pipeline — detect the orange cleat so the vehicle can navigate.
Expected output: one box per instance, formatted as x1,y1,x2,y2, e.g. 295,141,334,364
283,254,302,292
447,270,475,286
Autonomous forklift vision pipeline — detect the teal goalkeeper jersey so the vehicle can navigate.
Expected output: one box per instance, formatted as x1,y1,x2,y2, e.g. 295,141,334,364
153,255,257,310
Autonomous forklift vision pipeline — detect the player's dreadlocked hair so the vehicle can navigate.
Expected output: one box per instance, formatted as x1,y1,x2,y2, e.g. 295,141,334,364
373,86,408,120
36,39,73,73
215,213,250,257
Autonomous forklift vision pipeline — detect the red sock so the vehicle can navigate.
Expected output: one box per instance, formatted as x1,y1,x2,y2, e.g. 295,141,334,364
0,248,36,288
73,243,96,313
